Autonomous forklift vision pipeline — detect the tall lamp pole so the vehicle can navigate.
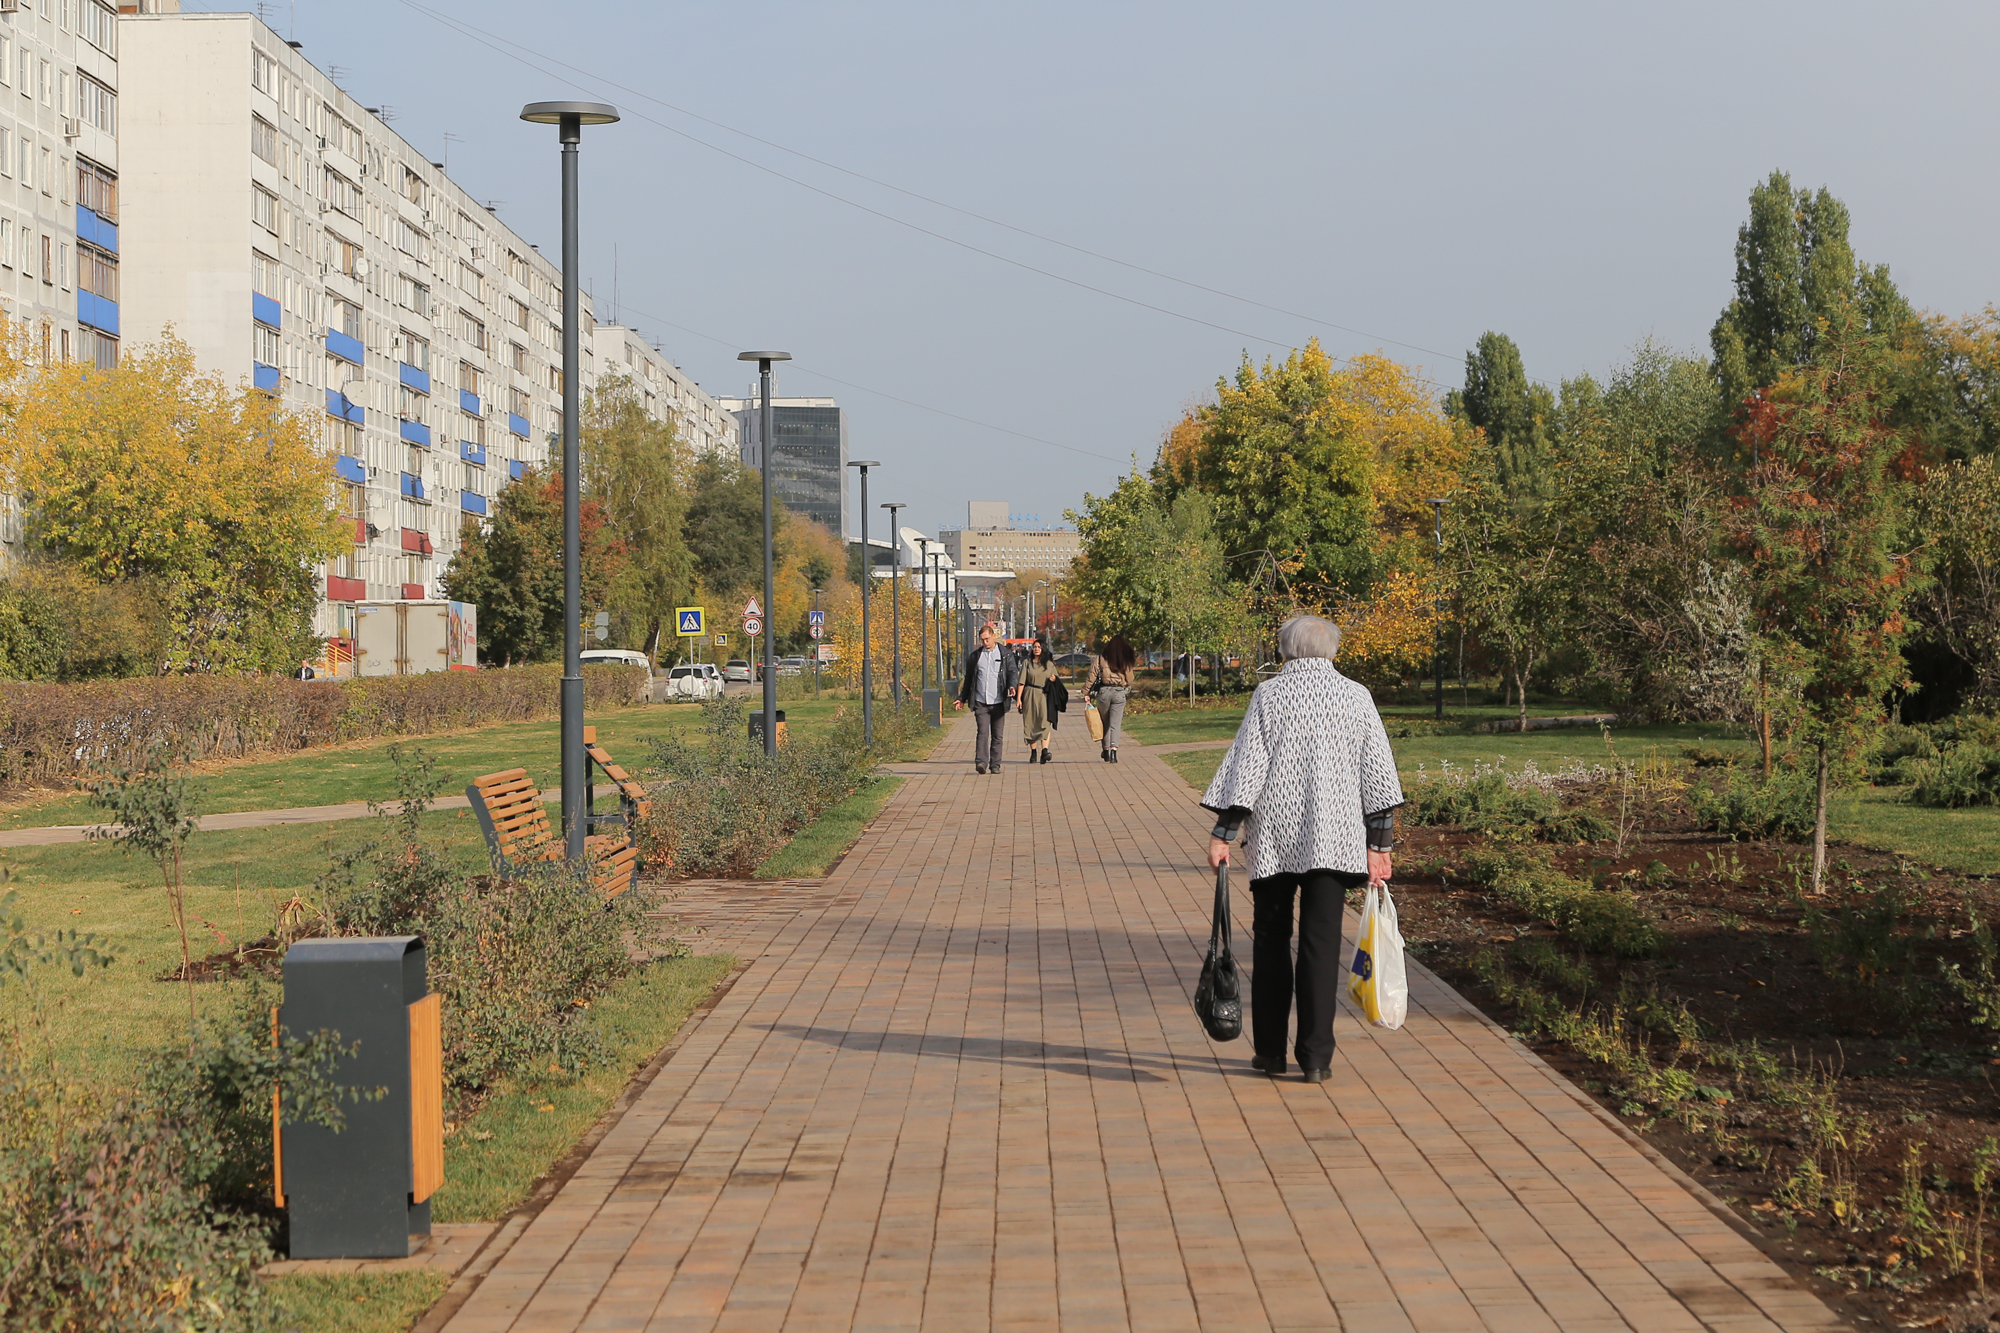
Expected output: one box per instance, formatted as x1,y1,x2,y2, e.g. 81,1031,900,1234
848,460,881,746
521,99,619,866
1429,497,1447,722
881,502,905,708
737,350,792,754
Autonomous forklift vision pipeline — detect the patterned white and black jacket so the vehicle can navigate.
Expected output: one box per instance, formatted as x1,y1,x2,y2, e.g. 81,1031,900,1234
1200,658,1405,880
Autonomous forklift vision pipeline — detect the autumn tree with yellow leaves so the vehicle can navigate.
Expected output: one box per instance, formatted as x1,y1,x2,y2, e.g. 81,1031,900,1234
0,335,348,674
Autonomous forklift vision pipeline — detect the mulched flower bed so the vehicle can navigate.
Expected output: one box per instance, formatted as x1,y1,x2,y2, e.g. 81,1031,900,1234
1395,814,2000,1332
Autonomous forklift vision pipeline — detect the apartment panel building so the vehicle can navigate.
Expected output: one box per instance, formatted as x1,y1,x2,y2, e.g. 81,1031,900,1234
118,11,594,650
593,324,738,459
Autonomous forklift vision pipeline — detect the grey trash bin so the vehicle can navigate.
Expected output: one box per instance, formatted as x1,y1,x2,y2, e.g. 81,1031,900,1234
279,936,443,1259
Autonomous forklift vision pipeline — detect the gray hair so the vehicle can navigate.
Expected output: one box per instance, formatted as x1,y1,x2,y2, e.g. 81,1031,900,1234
1277,615,1342,662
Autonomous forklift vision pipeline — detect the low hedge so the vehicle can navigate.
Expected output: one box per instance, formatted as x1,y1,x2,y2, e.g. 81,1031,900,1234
0,663,646,789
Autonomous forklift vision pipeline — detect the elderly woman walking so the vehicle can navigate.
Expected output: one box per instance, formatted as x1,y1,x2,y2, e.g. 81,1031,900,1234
1201,615,1403,1083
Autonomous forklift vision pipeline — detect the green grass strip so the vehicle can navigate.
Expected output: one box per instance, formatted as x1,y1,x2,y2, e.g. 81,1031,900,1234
430,952,735,1224
265,1270,449,1333
755,774,904,880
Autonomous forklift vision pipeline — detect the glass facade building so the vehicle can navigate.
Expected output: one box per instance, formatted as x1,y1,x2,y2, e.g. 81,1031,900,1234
727,397,848,536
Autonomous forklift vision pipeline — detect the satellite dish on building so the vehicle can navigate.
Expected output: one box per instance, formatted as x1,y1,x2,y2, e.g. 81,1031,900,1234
352,258,370,280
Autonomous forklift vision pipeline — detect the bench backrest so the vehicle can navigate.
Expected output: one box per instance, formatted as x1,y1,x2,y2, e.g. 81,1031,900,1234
466,768,555,873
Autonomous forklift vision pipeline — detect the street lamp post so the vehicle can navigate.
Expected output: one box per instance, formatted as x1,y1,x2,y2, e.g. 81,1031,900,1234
737,349,792,756
1429,497,1447,722
847,460,881,746
520,98,619,866
881,502,905,709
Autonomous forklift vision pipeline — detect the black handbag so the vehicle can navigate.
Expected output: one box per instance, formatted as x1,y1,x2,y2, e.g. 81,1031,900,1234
1194,862,1242,1042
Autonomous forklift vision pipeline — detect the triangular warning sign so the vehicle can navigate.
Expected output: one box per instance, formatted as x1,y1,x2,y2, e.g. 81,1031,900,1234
744,597,762,616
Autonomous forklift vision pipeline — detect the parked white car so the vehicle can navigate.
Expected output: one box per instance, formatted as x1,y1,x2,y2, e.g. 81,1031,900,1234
665,663,726,700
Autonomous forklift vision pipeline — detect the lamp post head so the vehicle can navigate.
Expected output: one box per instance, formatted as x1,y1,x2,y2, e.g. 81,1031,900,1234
737,350,792,367
847,460,880,471
520,101,618,143
880,501,904,510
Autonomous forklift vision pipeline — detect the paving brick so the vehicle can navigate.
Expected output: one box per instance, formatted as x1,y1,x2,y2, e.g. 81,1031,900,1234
443,719,1840,1332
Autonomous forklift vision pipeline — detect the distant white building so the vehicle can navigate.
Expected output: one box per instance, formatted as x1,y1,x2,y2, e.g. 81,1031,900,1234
940,501,1080,574
593,324,739,459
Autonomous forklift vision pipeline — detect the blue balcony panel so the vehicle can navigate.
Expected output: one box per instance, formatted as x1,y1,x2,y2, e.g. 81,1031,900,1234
508,412,530,439
252,362,281,393
399,362,431,394
460,441,486,466
508,459,527,481
252,292,282,329
459,390,481,416
460,492,488,517
325,327,365,365
325,388,365,426
400,418,432,447
335,454,367,485
78,291,119,335
400,472,427,500
76,205,117,253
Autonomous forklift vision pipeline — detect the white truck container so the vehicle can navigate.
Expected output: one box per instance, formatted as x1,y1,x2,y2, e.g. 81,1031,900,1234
353,601,478,676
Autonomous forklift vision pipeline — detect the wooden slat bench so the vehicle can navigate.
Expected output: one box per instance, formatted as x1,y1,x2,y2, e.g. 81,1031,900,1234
465,738,648,899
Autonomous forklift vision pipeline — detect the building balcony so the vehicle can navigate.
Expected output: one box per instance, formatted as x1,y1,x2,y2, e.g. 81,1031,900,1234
459,440,486,466
253,292,282,329
78,292,118,335
399,362,431,394
253,362,281,393
400,418,432,447
399,472,426,501
400,527,434,555
509,412,531,438
509,459,528,481
460,491,488,516
334,454,367,485
400,583,426,600
459,390,481,416
325,327,365,365
76,204,117,253
327,574,366,603
326,390,365,426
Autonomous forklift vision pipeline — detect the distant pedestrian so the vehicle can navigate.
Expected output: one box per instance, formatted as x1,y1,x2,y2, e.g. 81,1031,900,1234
1201,615,1404,1084
954,622,1019,775
1018,637,1056,764
1083,635,1136,763
294,659,318,681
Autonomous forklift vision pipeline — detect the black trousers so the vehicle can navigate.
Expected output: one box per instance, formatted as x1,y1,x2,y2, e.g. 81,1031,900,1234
1251,869,1365,1071
971,701,1008,767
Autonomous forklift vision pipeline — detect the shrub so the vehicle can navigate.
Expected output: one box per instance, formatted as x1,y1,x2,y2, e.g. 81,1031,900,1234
321,748,657,1098
637,697,928,878
1691,761,1818,841
1869,723,1936,785
0,662,646,790
1904,742,2000,808
1465,848,1661,957
1804,884,1928,1032
1408,769,1610,844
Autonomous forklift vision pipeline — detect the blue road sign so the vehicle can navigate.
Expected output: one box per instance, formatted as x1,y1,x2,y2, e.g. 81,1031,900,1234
676,607,705,636
808,610,826,626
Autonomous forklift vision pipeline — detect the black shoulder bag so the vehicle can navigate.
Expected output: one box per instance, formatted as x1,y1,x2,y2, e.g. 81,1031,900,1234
1194,862,1242,1042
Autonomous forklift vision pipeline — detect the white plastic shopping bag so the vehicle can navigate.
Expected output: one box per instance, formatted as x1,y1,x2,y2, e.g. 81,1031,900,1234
1348,883,1408,1030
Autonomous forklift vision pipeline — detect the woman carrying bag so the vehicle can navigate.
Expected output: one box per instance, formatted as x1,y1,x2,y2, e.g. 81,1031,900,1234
1082,635,1137,763
1201,615,1404,1083
1018,637,1058,764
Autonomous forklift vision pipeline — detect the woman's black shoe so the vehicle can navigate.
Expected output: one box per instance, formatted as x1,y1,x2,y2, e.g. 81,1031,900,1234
1100,749,1110,762
1109,750,1119,763
1301,1067,1332,1084
1250,1054,1286,1076
1040,750,1051,764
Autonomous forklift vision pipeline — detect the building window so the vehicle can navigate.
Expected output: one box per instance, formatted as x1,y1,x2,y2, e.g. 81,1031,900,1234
335,235,363,278
510,386,530,417
253,185,278,235
86,329,116,370
251,46,275,94
77,75,113,135
78,243,114,300
39,146,50,195
325,416,361,454
394,217,427,260
251,250,279,300
16,48,27,98
462,413,485,446
400,331,429,371
400,164,426,207
395,274,431,317
80,1,115,57
458,361,480,396
328,113,362,160
510,342,528,374
507,250,529,284
39,59,49,107
254,323,280,366
323,168,361,219
459,312,485,352
332,297,362,341
457,260,484,303
40,234,51,285
59,329,69,361
252,115,278,165
76,157,113,218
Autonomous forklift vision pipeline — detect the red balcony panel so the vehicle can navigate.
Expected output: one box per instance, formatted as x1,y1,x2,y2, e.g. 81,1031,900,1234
401,583,426,600
400,527,426,552
327,575,366,602
353,517,367,544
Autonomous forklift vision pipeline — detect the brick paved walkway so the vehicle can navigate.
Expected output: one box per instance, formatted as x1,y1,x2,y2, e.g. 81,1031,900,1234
442,719,1844,1332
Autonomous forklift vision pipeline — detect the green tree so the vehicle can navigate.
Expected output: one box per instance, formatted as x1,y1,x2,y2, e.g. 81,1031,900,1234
1910,455,2000,709
1731,314,1922,891
1445,332,1557,501
1711,171,1914,413
1067,466,1169,644
683,457,773,601
1447,452,1578,733
442,471,625,665
581,374,693,656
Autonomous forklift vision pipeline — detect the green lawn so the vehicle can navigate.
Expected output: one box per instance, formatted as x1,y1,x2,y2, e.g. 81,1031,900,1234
756,775,903,880
1151,719,2000,877
1,698,875,831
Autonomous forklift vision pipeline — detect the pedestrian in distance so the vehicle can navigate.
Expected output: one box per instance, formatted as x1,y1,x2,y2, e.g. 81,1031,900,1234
1201,614,1404,1084
1018,636,1057,764
954,622,1019,775
1083,635,1136,763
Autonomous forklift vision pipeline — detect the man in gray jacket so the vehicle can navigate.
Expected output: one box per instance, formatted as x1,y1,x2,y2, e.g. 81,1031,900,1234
954,623,1019,774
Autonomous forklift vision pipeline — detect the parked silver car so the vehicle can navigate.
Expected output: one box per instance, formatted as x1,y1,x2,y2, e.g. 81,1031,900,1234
665,663,725,700
722,658,753,684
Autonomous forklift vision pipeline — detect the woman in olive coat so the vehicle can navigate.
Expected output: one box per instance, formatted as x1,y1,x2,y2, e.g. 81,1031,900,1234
1018,637,1056,764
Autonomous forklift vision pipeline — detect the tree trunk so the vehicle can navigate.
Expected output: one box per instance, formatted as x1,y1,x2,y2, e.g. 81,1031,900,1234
1759,660,1772,778
1811,740,1830,894
1188,641,1196,706
1514,661,1530,733
642,616,661,658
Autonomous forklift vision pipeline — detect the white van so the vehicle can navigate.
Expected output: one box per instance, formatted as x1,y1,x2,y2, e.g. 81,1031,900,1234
580,649,664,701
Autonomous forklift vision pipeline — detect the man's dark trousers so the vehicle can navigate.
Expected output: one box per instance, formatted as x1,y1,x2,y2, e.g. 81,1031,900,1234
1250,869,1365,1070
972,701,1008,770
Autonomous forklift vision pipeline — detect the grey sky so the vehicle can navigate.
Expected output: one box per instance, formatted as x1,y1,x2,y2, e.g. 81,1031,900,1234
250,0,2000,542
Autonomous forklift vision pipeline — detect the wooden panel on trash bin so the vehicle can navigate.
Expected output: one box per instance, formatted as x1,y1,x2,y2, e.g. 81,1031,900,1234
271,1005,285,1208
407,993,444,1203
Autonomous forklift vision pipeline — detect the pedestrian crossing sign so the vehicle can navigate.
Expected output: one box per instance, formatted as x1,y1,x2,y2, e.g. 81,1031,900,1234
676,607,705,636
809,610,826,626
